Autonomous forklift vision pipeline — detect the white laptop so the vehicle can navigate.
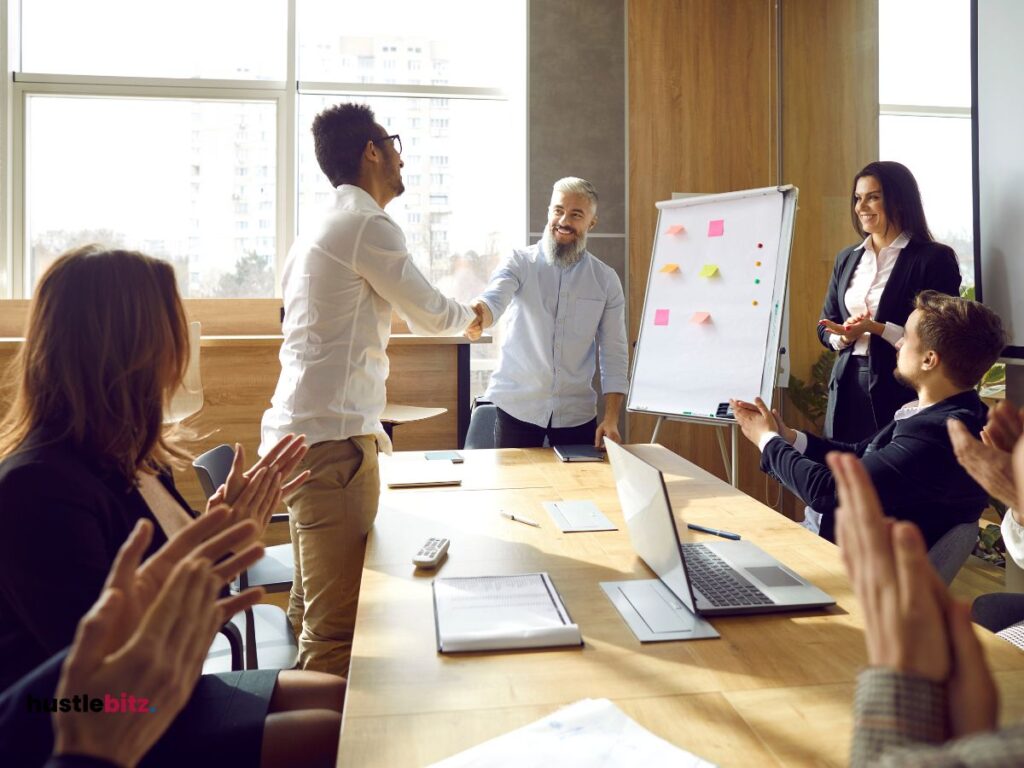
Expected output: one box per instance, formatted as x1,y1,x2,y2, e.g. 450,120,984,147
605,440,834,616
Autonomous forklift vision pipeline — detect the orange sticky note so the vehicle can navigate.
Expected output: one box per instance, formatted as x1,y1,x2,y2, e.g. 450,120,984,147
699,264,719,278
708,219,725,237
660,263,680,274
690,312,711,324
654,309,670,326
666,224,685,235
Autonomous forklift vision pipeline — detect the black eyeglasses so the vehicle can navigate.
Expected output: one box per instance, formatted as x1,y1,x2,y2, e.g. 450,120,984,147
371,134,402,155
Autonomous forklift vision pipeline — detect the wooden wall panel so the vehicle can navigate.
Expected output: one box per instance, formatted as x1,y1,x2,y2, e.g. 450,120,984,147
627,0,779,503
628,0,878,513
781,0,879,403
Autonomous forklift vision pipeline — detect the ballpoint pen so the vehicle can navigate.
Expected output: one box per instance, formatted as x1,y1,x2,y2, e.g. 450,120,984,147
687,522,741,541
500,510,540,528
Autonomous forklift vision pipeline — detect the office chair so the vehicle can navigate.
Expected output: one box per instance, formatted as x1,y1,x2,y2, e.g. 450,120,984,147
927,521,980,586
464,400,497,449
193,444,297,670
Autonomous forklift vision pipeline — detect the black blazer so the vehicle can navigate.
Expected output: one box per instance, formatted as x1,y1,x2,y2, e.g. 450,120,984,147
818,237,961,435
0,436,192,690
761,389,988,549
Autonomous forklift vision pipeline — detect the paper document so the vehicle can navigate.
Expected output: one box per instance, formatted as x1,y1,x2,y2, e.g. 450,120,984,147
543,500,617,532
433,573,582,653
428,697,716,767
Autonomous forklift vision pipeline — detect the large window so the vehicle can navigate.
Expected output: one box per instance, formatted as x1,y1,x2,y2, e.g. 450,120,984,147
879,0,973,285
3,0,526,300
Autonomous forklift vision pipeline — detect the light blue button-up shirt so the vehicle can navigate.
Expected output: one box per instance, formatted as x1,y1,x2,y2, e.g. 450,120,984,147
478,243,629,428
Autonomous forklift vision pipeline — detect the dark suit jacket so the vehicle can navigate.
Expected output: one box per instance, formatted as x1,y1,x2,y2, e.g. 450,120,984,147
0,435,191,690
818,237,961,436
761,389,988,549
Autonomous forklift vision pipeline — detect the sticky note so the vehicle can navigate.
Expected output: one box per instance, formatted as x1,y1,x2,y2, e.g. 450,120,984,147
666,224,685,235
690,312,711,324
659,263,680,274
654,309,670,326
708,219,725,237
699,264,719,278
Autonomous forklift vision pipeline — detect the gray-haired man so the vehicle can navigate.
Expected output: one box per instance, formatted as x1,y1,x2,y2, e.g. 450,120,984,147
469,177,628,449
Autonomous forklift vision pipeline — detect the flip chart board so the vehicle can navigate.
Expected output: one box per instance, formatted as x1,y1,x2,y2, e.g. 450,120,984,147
628,186,798,421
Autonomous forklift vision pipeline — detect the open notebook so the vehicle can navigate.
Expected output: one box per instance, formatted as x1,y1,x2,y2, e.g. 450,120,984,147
432,573,582,653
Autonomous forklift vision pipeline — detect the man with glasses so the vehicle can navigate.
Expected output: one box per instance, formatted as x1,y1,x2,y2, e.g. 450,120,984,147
260,103,478,676
468,177,628,449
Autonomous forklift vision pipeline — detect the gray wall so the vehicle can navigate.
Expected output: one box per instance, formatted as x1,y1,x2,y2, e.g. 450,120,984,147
529,0,627,426
528,0,626,285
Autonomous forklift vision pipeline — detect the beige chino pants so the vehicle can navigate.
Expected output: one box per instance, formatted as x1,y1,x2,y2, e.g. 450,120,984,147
285,435,379,676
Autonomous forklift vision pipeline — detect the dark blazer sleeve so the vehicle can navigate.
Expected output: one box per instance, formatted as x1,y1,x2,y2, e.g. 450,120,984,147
0,463,115,658
923,244,962,300
761,420,954,535
817,245,857,350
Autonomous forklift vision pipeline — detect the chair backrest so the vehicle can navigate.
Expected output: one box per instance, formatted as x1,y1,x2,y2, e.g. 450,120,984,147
192,443,235,498
465,402,497,449
928,522,979,585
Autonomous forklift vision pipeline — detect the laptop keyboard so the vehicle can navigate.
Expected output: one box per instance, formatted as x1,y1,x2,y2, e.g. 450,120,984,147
680,544,774,607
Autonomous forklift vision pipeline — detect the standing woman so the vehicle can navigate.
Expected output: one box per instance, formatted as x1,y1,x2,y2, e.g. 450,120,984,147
818,161,961,442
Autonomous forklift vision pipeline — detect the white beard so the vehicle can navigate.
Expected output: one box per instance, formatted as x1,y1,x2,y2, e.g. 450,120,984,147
543,227,587,268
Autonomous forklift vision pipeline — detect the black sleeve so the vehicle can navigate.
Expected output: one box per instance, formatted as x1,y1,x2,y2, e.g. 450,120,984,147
817,246,853,349
923,244,962,298
0,464,113,657
761,439,839,517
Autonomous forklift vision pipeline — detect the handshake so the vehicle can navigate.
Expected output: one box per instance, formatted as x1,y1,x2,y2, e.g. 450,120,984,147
464,300,493,341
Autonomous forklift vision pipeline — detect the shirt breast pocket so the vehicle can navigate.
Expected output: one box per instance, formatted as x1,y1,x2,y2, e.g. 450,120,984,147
572,298,604,337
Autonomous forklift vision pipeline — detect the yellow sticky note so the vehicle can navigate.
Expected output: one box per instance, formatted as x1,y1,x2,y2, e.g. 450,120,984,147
699,264,719,278
659,263,680,274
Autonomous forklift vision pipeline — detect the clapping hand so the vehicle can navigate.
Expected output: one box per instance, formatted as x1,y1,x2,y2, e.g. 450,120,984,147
819,311,877,345
206,435,310,530
828,451,998,738
53,515,266,767
730,397,795,446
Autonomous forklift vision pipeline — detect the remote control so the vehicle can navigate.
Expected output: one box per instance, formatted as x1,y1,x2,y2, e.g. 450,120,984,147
412,537,450,569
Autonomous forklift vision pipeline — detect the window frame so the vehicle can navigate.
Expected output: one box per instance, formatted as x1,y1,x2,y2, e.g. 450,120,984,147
0,0,517,299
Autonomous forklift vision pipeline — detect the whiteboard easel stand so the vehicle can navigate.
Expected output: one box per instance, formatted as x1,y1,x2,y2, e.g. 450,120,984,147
650,415,739,488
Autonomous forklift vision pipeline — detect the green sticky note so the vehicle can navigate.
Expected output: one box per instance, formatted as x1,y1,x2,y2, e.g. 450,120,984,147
699,264,719,278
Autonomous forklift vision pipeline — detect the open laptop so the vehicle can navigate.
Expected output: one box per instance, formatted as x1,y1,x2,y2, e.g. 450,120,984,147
605,440,834,616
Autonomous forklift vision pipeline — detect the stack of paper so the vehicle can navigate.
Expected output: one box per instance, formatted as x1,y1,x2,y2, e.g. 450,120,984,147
428,698,715,767
433,573,582,653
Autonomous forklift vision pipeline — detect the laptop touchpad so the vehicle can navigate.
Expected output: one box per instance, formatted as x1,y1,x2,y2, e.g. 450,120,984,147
746,566,802,588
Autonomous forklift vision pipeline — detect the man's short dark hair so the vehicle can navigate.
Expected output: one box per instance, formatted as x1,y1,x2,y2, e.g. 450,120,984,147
311,103,379,187
914,290,1006,388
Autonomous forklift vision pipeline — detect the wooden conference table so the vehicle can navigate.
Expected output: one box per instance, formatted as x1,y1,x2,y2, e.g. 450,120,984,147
336,445,1024,767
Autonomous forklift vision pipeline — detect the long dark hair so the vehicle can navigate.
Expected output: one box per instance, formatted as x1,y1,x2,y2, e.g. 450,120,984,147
850,161,934,242
0,245,191,481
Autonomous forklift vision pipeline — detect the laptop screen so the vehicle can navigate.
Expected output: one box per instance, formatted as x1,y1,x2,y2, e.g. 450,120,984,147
605,441,696,612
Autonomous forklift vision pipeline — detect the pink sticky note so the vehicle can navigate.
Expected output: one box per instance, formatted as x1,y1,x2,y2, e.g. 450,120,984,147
690,312,711,324
654,309,670,326
666,224,685,235
708,219,725,237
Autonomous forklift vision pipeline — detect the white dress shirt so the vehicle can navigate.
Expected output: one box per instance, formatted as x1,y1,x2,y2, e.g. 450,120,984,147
478,244,629,428
830,232,910,355
1002,509,1024,568
260,185,473,454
